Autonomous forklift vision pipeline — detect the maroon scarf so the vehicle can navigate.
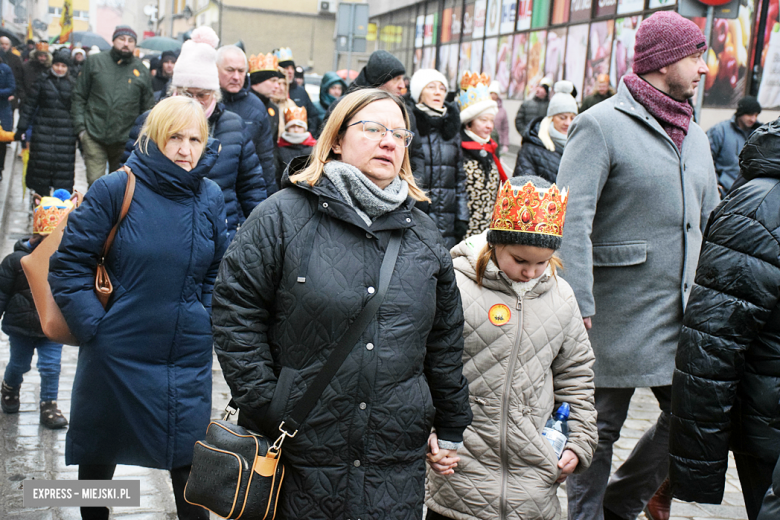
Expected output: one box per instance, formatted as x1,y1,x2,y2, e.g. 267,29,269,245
622,74,693,153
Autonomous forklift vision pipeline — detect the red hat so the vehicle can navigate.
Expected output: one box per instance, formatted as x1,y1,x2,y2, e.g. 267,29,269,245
633,11,707,75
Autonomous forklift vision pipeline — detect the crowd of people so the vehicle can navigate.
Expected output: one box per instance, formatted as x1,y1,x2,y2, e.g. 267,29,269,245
0,9,777,520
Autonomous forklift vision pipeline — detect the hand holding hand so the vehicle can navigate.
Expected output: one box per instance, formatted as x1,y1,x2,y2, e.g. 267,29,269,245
426,432,460,476
583,317,592,330
556,449,579,483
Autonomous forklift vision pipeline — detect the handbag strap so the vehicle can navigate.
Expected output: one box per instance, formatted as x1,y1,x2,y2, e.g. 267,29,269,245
100,167,136,261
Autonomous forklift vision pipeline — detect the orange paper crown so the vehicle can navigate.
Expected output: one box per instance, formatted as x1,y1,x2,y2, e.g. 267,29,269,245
460,71,490,91
490,180,568,237
33,196,75,235
35,42,49,52
284,106,307,123
248,53,278,74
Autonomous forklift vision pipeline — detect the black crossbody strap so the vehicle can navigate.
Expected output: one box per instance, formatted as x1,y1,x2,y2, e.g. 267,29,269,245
280,229,403,435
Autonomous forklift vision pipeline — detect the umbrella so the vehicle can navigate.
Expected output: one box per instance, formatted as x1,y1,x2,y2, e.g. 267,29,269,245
0,29,21,47
337,69,359,81
70,31,110,51
139,36,182,52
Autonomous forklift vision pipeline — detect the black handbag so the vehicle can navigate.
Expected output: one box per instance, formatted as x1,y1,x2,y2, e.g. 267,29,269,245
184,230,403,519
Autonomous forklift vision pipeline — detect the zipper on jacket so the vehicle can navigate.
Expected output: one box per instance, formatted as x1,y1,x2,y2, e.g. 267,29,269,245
499,295,523,520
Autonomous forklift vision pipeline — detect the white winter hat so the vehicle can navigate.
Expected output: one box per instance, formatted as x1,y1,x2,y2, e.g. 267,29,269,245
171,26,220,91
488,81,501,95
546,80,578,117
410,69,449,103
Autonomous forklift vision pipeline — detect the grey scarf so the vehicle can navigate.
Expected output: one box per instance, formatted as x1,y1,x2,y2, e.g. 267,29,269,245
322,161,409,225
416,102,446,118
282,131,310,144
548,124,568,151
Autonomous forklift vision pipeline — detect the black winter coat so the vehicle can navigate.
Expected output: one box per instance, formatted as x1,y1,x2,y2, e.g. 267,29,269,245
668,123,780,504
275,143,313,187
410,102,468,248
0,239,45,338
213,176,473,520
513,116,562,183
125,103,266,240
18,71,77,195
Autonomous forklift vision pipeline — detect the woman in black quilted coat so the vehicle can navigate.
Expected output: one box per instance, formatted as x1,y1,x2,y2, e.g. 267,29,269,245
408,69,468,248
213,88,472,520
668,120,780,520
16,51,76,196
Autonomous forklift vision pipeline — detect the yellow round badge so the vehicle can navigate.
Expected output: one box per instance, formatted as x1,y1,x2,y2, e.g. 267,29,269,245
488,304,511,326
133,69,140,77
268,107,276,117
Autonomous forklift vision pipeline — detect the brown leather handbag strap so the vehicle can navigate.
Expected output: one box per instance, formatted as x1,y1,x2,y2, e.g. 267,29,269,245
100,166,136,260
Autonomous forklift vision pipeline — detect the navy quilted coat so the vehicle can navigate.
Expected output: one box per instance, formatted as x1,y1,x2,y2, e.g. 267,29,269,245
513,116,562,183
49,140,228,469
125,103,266,240
0,239,45,338
212,176,473,520
410,101,468,249
17,71,77,195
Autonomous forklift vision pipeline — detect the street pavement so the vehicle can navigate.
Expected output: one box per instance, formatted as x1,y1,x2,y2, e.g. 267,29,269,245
0,149,749,519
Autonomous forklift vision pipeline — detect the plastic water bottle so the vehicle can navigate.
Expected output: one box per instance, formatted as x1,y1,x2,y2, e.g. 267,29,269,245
542,402,570,459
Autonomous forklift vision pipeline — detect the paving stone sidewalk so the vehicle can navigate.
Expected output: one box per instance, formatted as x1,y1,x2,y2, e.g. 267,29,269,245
0,150,748,519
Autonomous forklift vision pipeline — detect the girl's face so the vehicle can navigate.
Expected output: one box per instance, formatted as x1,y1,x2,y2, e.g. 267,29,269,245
494,243,554,283
467,113,495,139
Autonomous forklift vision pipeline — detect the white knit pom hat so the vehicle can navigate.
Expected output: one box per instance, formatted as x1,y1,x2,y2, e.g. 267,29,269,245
171,26,220,90
546,80,578,117
410,69,449,103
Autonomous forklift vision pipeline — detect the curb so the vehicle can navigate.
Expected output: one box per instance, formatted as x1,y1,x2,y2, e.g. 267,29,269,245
0,142,21,235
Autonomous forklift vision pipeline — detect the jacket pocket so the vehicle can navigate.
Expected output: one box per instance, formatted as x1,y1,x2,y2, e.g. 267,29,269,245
265,366,301,428
592,241,647,267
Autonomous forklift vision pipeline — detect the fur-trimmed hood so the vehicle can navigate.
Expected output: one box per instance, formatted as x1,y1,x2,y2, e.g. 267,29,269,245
412,101,461,141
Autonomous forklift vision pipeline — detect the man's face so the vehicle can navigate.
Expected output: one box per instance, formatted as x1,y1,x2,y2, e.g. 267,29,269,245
113,35,135,55
535,85,548,99
284,65,295,83
379,74,405,96
0,38,11,52
37,52,48,64
252,77,279,98
597,79,609,95
218,53,247,93
737,113,759,129
665,51,709,101
161,59,175,77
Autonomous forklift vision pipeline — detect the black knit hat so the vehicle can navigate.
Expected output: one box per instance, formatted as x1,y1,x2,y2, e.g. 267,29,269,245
52,50,72,68
364,50,405,87
487,175,565,251
736,96,761,117
250,69,283,85
160,50,177,63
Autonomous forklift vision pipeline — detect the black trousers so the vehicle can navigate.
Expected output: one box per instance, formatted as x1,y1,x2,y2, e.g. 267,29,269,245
735,454,777,520
78,463,208,520
427,509,454,520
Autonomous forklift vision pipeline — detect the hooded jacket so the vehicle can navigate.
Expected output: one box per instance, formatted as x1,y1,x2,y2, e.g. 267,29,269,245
515,95,549,135
669,121,780,504
49,139,228,469
315,71,347,120
513,116,562,183
212,172,472,520
0,239,45,338
427,233,597,520
411,101,468,248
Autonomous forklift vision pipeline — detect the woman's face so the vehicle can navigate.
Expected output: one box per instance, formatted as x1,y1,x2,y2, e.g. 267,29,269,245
419,81,446,109
163,123,205,171
183,88,215,111
552,113,576,135
468,113,495,139
328,84,343,98
494,243,554,283
51,62,68,76
333,99,407,189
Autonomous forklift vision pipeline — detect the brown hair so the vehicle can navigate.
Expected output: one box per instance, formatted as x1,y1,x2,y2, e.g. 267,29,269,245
289,88,429,202
474,243,563,287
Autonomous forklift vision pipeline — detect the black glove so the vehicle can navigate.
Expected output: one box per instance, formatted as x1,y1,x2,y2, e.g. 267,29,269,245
454,220,469,240
13,130,23,142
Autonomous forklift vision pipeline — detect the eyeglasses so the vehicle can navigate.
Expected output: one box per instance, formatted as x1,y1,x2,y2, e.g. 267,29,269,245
347,120,414,147
181,89,215,102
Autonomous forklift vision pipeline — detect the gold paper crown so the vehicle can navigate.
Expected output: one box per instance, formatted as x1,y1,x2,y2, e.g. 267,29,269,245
35,42,49,52
284,106,307,123
460,71,490,91
33,196,74,235
248,53,279,74
490,180,568,237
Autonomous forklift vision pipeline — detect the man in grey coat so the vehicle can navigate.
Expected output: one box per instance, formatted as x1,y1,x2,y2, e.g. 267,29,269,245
557,12,720,520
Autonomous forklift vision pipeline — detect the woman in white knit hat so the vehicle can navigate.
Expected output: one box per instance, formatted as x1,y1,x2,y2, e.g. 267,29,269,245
408,68,469,248
512,80,577,182
123,26,267,242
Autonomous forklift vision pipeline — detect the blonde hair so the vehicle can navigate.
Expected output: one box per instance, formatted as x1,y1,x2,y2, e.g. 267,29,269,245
136,96,209,155
290,88,429,202
475,243,563,287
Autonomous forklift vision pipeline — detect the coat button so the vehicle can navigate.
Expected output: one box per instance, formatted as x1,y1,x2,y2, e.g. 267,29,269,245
366,232,372,239
686,223,691,231
366,343,374,350
406,217,411,222
359,402,367,410
322,202,329,208
684,283,689,290
367,286,375,294
353,460,361,467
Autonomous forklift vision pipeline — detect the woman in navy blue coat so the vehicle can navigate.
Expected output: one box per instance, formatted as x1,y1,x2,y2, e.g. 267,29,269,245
0,56,15,180
49,97,227,520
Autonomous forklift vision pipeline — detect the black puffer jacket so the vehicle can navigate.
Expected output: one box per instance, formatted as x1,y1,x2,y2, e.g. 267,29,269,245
18,71,77,195
213,175,472,520
125,103,266,240
275,143,313,187
669,121,780,504
513,116,562,183
0,239,44,338
411,102,468,248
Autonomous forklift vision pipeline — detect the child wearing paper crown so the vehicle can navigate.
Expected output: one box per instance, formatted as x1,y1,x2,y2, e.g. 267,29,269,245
0,189,75,429
425,176,597,520
276,105,316,187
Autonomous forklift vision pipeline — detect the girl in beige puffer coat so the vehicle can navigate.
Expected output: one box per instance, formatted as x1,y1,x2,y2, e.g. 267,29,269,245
426,176,597,520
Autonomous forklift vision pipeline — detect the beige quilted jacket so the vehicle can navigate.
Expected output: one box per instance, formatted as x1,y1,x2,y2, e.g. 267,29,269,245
426,233,597,520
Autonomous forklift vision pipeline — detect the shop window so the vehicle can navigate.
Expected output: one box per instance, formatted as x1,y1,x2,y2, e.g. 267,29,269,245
526,30,548,96
532,0,550,28
584,20,614,97
617,0,644,15
545,27,567,83
517,0,533,30
611,16,642,87
486,0,502,36
570,0,591,23
594,0,617,19
648,0,675,8
704,4,752,107
496,35,513,93
459,41,473,79
552,0,570,25
471,39,485,72
501,0,518,34
474,0,487,38
509,32,529,98
566,23,589,101
483,36,500,78
463,2,475,39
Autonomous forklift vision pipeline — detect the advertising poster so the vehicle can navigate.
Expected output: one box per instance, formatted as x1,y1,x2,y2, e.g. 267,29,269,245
451,5,464,40
414,48,423,73
517,0,533,31
474,0,487,39
471,39,485,73
509,33,529,99
552,0,571,25
584,20,614,97
423,14,436,46
700,5,753,107
648,0,676,8
569,0,591,24
594,0,617,19
415,15,425,48
422,47,435,70
611,16,641,88
617,0,643,15
483,37,500,80
565,24,589,101
526,30,548,98
486,0,501,37
447,42,461,90
439,44,451,76
501,0,518,34
442,8,454,43
496,36,513,93
545,28,568,84
532,0,550,28
460,42,473,78
463,3,475,38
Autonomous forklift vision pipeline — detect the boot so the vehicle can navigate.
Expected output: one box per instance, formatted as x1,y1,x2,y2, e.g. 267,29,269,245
40,400,68,429
1,380,19,413
644,477,672,520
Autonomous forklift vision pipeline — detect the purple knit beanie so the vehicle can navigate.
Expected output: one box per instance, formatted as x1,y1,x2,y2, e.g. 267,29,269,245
633,12,707,75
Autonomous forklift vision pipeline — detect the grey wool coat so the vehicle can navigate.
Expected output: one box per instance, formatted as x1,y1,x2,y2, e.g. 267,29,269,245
556,80,719,388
